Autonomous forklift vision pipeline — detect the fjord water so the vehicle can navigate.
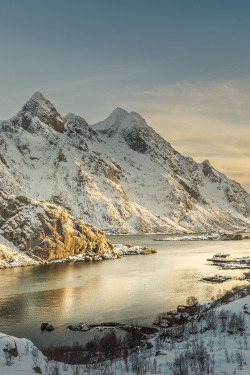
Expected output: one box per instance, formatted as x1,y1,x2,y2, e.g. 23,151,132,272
0,234,249,348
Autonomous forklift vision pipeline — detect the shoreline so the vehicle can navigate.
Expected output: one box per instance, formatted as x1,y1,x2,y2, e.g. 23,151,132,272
0,244,157,269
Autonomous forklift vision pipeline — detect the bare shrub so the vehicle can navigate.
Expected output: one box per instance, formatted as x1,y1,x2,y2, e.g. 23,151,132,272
225,347,230,363
235,350,245,370
171,339,215,375
62,361,69,371
130,349,149,375
32,346,41,367
4,351,14,366
24,342,30,355
207,338,214,352
244,333,248,349
42,329,141,365
186,296,198,306
71,364,83,375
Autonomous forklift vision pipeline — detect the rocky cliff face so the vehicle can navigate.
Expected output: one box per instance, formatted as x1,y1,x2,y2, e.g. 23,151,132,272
0,190,113,262
0,93,249,234
0,233,38,268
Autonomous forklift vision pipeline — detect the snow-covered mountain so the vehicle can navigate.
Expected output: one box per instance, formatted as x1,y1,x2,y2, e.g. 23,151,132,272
0,92,249,234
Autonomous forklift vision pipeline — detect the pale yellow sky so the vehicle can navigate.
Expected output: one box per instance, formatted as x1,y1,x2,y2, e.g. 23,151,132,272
157,115,250,192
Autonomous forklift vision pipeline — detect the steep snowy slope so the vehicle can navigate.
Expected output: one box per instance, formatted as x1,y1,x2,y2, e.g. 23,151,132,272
0,92,249,234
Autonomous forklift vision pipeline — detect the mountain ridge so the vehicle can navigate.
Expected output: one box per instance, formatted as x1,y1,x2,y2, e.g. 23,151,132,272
0,92,249,234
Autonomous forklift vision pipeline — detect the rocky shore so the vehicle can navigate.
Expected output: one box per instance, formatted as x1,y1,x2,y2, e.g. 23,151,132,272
0,190,156,269
49,244,157,264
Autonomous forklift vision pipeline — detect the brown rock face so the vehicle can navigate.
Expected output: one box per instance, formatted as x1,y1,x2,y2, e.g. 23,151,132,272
0,190,113,261
21,92,66,133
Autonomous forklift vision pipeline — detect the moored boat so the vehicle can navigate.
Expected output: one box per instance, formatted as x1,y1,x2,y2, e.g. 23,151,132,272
202,275,231,283
207,253,231,263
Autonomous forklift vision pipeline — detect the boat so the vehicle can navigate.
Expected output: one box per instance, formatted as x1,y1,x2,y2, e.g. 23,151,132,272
202,275,231,283
207,253,231,263
221,263,250,270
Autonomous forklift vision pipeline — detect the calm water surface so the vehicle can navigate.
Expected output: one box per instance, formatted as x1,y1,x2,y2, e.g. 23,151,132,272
0,234,249,348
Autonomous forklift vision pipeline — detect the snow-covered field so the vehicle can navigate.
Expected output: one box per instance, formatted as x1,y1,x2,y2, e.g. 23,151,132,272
2,287,250,374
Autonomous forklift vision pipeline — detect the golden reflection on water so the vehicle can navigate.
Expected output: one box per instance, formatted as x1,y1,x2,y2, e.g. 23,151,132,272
0,234,249,347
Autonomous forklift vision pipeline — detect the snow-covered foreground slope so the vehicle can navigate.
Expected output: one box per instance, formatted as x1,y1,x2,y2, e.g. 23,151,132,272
0,92,249,234
2,287,250,374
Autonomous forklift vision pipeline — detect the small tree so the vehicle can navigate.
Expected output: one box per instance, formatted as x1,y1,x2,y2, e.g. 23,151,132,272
186,296,198,306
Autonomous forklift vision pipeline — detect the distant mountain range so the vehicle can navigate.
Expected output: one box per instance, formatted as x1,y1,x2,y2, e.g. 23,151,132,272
0,92,249,234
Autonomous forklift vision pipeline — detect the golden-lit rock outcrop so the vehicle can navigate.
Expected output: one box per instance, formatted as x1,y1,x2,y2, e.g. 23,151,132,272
0,190,113,262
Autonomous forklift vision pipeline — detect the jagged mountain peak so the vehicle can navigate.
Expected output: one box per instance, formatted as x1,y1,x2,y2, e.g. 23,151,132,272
108,107,129,123
23,91,57,114
93,108,171,154
93,108,156,154
64,113,88,128
30,91,47,101
118,111,148,131
93,107,150,137
202,159,211,165
110,107,129,118
202,159,217,178
93,107,129,133
8,92,66,134
64,113,97,142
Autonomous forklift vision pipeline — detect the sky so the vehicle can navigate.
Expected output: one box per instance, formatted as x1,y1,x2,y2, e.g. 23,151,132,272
0,0,249,191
